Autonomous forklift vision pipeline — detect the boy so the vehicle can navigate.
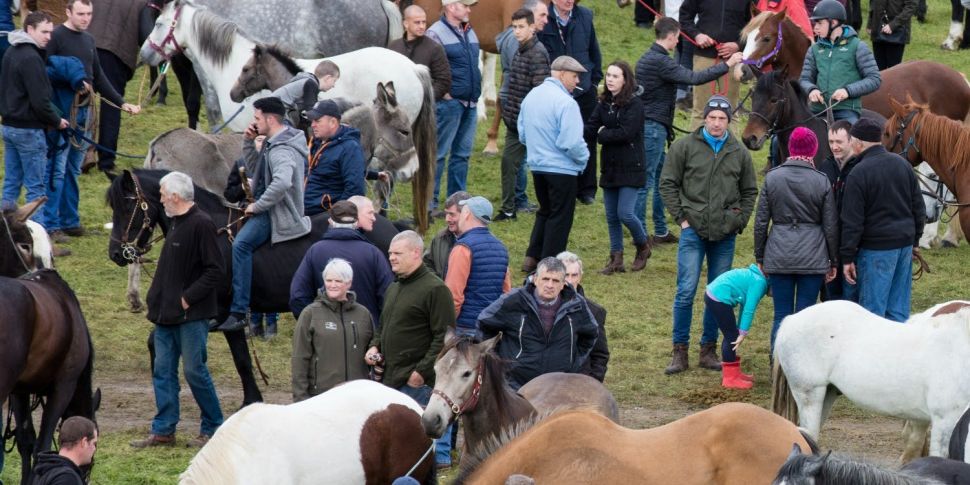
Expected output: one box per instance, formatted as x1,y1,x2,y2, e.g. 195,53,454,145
271,60,341,127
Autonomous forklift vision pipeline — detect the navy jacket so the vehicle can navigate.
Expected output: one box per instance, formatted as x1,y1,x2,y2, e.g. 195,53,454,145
427,16,482,103
538,4,603,97
304,125,367,216
454,227,510,330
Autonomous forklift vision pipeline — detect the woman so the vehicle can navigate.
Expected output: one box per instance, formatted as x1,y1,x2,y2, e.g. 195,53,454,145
585,60,650,275
753,127,838,355
291,258,374,401
868,0,918,69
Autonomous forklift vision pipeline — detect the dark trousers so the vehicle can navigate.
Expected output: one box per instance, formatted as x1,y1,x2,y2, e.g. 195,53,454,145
96,49,133,172
527,172,577,260
872,41,906,71
769,273,824,354
500,125,526,214
634,0,658,24
575,89,598,200
171,53,203,130
705,294,739,363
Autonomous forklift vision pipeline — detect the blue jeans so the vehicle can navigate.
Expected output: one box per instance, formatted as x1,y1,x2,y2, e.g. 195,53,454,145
672,227,736,345
2,126,49,225
637,120,669,236
857,247,912,322
251,312,278,332
151,320,224,436
230,213,271,314
397,384,452,465
431,99,477,208
603,186,648,251
769,273,824,354
44,124,88,231
833,109,860,124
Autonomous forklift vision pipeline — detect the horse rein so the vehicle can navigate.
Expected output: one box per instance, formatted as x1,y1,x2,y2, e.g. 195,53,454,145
147,3,184,62
888,109,924,164
431,357,486,417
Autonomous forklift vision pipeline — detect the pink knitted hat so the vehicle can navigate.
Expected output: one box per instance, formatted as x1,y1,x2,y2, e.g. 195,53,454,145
788,127,818,159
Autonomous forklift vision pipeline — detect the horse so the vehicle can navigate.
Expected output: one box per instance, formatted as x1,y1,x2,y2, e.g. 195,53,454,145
916,162,964,249
773,445,947,485
771,300,970,462
422,332,618,457
455,403,816,484
0,201,100,485
737,10,811,83
901,456,970,484
179,380,435,484
884,97,970,243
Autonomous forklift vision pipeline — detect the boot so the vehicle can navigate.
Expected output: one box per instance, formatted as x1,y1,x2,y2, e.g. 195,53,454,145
664,343,689,375
737,356,754,382
630,241,652,271
521,256,538,273
721,361,753,389
698,343,722,370
599,251,625,275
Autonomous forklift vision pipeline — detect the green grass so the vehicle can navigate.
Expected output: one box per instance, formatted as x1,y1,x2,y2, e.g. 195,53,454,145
3,0,970,482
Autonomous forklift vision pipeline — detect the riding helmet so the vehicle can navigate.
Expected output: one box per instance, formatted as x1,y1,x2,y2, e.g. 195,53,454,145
809,0,847,22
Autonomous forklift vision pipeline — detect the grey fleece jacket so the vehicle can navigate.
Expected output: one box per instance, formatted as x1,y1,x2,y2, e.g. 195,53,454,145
243,126,312,244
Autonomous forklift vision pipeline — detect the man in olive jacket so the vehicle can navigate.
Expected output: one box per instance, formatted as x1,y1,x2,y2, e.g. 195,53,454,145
659,95,757,376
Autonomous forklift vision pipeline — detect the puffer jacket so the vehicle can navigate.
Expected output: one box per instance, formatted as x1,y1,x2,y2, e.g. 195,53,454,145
502,36,550,128
427,16,481,103
304,124,367,216
636,42,729,130
753,158,839,274
538,3,603,97
243,126,313,244
585,90,645,189
868,0,917,44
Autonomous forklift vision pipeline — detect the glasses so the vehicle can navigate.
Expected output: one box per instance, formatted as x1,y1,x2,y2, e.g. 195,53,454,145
707,100,731,110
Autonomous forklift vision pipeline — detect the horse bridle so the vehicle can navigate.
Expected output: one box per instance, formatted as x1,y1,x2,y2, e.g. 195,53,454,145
888,109,924,162
748,96,790,143
742,22,784,70
431,357,486,416
112,172,163,263
0,213,33,277
147,2,184,62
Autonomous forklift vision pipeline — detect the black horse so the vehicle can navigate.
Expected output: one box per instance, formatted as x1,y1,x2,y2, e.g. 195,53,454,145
0,201,100,485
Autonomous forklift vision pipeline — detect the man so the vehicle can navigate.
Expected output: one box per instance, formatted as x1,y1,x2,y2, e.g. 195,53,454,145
387,5,452,101
478,257,598,389
840,118,925,322
0,0,14,77
635,17,743,245
495,6,549,221
427,0,482,216
799,0,881,124
218,97,312,332
303,100,367,215
44,0,140,240
518,56,590,273
131,171,224,448
348,195,378,233
556,251,609,382
0,12,68,223
365,231,454,468
659,95,758,375
29,416,98,485
817,119,859,301
445,196,512,339
538,0,602,204
290,200,393,322
679,0,750,128
423,191,471,278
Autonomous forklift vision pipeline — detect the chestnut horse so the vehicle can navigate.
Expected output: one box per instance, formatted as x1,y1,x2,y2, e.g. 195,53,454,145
455,404,816,484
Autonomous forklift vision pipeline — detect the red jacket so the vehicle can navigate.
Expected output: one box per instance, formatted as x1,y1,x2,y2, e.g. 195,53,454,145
758,0,813,39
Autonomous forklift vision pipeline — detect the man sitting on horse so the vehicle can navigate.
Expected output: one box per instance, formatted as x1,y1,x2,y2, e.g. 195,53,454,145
218,97,312,332
303,100,368,216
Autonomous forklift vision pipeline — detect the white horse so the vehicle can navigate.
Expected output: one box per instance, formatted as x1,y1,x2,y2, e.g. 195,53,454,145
917,162,964,249
773,300,970,462
179,380,435,484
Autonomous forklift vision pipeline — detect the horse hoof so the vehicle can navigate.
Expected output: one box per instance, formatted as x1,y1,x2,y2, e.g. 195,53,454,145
942,240,958,248
482,145,499,156
616,0,631,7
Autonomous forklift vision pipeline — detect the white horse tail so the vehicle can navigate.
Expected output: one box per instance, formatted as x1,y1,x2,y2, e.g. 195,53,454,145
772,357,799,424
410,65,436,235
949,403,970,462
381,0,403,45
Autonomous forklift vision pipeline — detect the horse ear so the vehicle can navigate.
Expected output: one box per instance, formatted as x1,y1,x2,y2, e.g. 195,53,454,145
888,97,906,116
13,197,47,223
445,325,457,345
479,332,502,354
802,453,826,476
772,8,787,22
789,443,802,459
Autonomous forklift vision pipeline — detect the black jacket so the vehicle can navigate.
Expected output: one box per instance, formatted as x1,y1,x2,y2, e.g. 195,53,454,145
387,35,452,101
585,92,646,189
538,3,603,96
0,31,61,129
840,145,925,262
679,0,752,58
29,451,84,485
868,0,917,44
636,42,729,130
818,154,860,216
501,36,550,128
576,285,609,382
146,205,226,325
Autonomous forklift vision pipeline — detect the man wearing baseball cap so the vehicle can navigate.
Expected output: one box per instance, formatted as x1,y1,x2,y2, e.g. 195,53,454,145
303,99,368,216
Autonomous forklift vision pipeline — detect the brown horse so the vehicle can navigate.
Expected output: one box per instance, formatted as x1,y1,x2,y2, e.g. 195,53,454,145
0,200,100,485
455,404,816,484
884,97,970,243
423,332,619,456
738,10,811,83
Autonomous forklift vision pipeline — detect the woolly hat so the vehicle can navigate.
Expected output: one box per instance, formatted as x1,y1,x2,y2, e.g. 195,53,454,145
788,127,818,158
849,118,884,143
703,95,732,122
252,96,286,117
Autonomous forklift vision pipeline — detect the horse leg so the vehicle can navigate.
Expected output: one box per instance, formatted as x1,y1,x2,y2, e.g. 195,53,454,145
943,0,965,50
920,219,940,249
899,420,930,464
477,52,497,122
34,380,79,459
10,392,35,485
483,99,502,156
930,413,959,457
222,329,263,405
819,385,840,425
791,386,828,439
942,215,964,247
127,262,144,312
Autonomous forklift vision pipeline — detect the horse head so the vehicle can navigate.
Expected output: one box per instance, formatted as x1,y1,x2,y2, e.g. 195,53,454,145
230,45,301,102
771,446,830,485
743,67,792,150
0,198,46,276
371,81,419,181
106,170,163,267
422,330,502,439
884,95,927,166
140,0,188,66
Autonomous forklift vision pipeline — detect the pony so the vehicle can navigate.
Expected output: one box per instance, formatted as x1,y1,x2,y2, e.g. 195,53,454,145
738,10,811,83
455,403,816,484
772,300,970,462
179,380,435,484
916,162,964,250
422,332,618,456
773,445,947,485
884,97,970,243
0,201,100,485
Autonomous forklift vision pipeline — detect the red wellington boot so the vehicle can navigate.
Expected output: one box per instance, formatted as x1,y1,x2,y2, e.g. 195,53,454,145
721,361,753,389
737,357,754,382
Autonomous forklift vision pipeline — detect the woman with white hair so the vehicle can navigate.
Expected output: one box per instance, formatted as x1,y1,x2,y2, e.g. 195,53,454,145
291,258,374,401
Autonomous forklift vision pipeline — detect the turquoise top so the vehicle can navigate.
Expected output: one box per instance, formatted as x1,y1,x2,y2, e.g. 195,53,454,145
706,264,769,332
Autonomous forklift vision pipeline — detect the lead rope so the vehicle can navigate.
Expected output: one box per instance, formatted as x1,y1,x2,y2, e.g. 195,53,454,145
404,439,436,478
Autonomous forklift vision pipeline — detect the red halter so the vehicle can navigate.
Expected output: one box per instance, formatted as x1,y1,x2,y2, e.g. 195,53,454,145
147,3,184,61
432,357,486,416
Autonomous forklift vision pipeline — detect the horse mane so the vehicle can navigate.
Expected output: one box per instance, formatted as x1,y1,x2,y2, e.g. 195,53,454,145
894,102,970,170
258,45,302,77
776,452,944,485
453,412,553,484
179,403,276,484
741,10,774,44
192,7,243,68
757,69,809,106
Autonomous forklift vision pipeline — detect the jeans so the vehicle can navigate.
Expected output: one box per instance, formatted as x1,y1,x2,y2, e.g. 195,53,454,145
151,320,224,436
527,172,578,260
672,227,736,345
603,186,648,251
230,213,271,314
705,293,739,362
637,120,669,236
499,125,530,214
769,273,824,354
2,126,49,224
833,109,860,124
251,312,278,331
432,99,477,208
857,247,913,322
397,384,452,465
44,122,88,231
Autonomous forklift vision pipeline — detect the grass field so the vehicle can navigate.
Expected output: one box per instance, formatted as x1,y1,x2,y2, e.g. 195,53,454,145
3,0,970,482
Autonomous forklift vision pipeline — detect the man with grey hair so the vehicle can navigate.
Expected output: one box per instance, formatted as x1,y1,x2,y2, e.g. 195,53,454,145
348,195,378,233
132,171,224,449
556,251,610,382
478,256,598,389
423,190,471,278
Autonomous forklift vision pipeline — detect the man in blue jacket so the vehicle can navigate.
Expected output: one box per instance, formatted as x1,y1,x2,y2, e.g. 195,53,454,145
518,56,590,272
303,100,367,215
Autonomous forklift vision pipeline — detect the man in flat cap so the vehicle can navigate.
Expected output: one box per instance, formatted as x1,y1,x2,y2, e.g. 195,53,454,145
517,55,590,273
840,117,925,322
303,99,368,216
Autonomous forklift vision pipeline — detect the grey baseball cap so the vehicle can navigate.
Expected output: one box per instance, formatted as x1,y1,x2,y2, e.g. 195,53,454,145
550,56,588,73
459,196,493,224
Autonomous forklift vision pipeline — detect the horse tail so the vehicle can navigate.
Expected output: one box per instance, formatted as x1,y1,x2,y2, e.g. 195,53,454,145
410,65,436,235
949,403,970,461
772,356,799,424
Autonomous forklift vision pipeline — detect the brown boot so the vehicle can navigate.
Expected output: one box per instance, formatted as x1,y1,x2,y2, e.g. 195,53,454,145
664,343,689,375
630,241,652,271
521,256,538,273
699,343,722,370
130,433,175,448
599,251,625,275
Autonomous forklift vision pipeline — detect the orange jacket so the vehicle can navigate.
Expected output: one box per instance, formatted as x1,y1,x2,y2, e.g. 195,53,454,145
758,0,814,39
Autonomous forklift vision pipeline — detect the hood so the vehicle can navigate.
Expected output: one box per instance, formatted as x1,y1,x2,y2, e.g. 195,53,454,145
315,289,359,310
331,124,361,145
8,30,38,47
322,227,368,242
748,263,765,278
269,126,310,157
32,451,80,478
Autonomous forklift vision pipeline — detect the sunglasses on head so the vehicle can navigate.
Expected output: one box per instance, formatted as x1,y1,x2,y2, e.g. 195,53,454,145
708,100,730,110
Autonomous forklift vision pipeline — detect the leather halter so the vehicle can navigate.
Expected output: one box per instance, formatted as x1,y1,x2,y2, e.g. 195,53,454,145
742,22,784,70
888,109,923,162
113,172,161,262
432,357,486,416
147,3,184,62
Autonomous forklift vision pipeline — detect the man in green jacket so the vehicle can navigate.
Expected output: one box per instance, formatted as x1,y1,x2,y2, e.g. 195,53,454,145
366,230,454,467
659,95,758,376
